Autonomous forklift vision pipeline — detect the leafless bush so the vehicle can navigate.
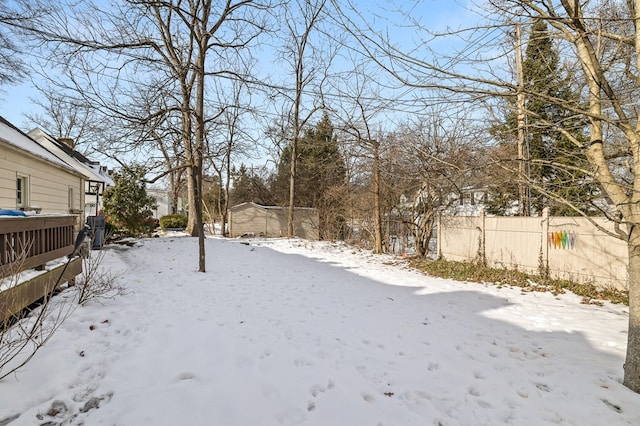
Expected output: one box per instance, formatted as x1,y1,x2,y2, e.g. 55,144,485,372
74,250,126,306
0,245,125,380
0,258,77,381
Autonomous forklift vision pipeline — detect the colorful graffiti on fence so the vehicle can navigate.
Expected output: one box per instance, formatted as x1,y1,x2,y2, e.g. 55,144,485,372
548,231,576,249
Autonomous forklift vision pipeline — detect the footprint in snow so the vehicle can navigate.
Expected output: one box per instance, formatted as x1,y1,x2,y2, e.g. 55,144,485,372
310,380,335,397
310,384,325,397
176,372,197,381
361,393,375,403
468,386,481,397
535,383,551,392
294,358,313,368
275,407,306,425
601,398,623,413
477,399,493,408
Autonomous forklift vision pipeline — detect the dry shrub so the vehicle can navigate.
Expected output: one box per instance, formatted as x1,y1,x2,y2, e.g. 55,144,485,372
0,256,77,381
75,250,126,306
0,246,125,381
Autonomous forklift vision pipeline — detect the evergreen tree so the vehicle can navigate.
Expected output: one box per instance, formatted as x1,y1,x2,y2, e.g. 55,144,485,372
102,166,157,236
271,112,347,238
487,20,596,215
229,164,273,206
271,149,293,206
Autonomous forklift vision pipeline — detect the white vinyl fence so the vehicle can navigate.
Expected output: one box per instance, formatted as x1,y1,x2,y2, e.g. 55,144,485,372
437,209,628,290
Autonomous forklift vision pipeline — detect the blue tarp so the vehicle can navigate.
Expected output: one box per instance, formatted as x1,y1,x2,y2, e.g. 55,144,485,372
0,209,27,217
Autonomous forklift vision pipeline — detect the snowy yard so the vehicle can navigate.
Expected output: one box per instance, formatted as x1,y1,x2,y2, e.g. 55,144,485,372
1,235,640,425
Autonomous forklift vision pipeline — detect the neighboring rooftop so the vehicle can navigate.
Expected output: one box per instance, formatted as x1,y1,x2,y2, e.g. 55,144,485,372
0,116,76,172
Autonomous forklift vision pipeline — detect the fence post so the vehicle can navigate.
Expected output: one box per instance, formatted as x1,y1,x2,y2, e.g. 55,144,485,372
479,209,486,265
540,207,550,277
437,210,442,259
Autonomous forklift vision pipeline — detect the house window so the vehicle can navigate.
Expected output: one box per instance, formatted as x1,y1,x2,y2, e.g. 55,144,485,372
16,175,28,208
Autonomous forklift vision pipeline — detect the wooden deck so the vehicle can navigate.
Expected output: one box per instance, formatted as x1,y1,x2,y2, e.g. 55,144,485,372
0,215,82,325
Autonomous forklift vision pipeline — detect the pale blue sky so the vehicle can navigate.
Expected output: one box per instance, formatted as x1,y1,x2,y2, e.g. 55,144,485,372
0,0,475,133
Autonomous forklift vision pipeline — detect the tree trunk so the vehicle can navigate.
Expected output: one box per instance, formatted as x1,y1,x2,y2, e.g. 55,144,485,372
288,137,297,238
624,224,640,392
193,160,205,272
222,141,231,237
218,167,227,237
414,209,430,257
515,22,529,216
169,171,179,215
626,4,640,391
288,70,301,238
185,155,197,235
193,43,207,272
182,89,197,237
372,140,383,254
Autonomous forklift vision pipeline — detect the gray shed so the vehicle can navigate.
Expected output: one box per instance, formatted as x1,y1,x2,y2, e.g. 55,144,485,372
229,202,319,240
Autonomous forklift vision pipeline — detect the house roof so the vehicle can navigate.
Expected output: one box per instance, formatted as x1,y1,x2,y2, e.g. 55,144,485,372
230,202,318,212
0,116,80,174
27,128,114,186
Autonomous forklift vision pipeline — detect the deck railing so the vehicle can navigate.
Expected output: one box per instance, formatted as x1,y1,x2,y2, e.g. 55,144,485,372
0,215,76,279
0,215,81,324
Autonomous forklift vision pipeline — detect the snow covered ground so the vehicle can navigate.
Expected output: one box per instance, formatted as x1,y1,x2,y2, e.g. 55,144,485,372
1,234,639,425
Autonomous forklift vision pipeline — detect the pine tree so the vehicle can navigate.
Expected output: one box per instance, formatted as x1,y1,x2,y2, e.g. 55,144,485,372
487,20,596,215
271,112,347,238
102,166,157,236
229,165,273,206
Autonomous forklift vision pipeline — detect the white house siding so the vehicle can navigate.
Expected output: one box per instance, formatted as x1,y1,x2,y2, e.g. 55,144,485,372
0,143,84,226
147,189,171,218
0,165,13,207
28,129,113,218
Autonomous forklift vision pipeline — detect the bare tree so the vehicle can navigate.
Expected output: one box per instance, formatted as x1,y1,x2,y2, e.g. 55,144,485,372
338,0,640,392
208,60,260,236
24,89,104,154
401,111,483,256
142,0,268,271
0,1,27,85
330,59,388,253
277,0,329,238
17,0,271,272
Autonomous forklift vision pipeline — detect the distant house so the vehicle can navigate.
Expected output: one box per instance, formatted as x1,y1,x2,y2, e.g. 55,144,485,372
28,128,113,218
405,185,488,218
0,117,85,226
444,186,488,216
229,202,319,240
147,188,185,219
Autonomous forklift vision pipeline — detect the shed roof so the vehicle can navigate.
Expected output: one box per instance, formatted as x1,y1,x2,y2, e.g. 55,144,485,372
230,202,318,212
